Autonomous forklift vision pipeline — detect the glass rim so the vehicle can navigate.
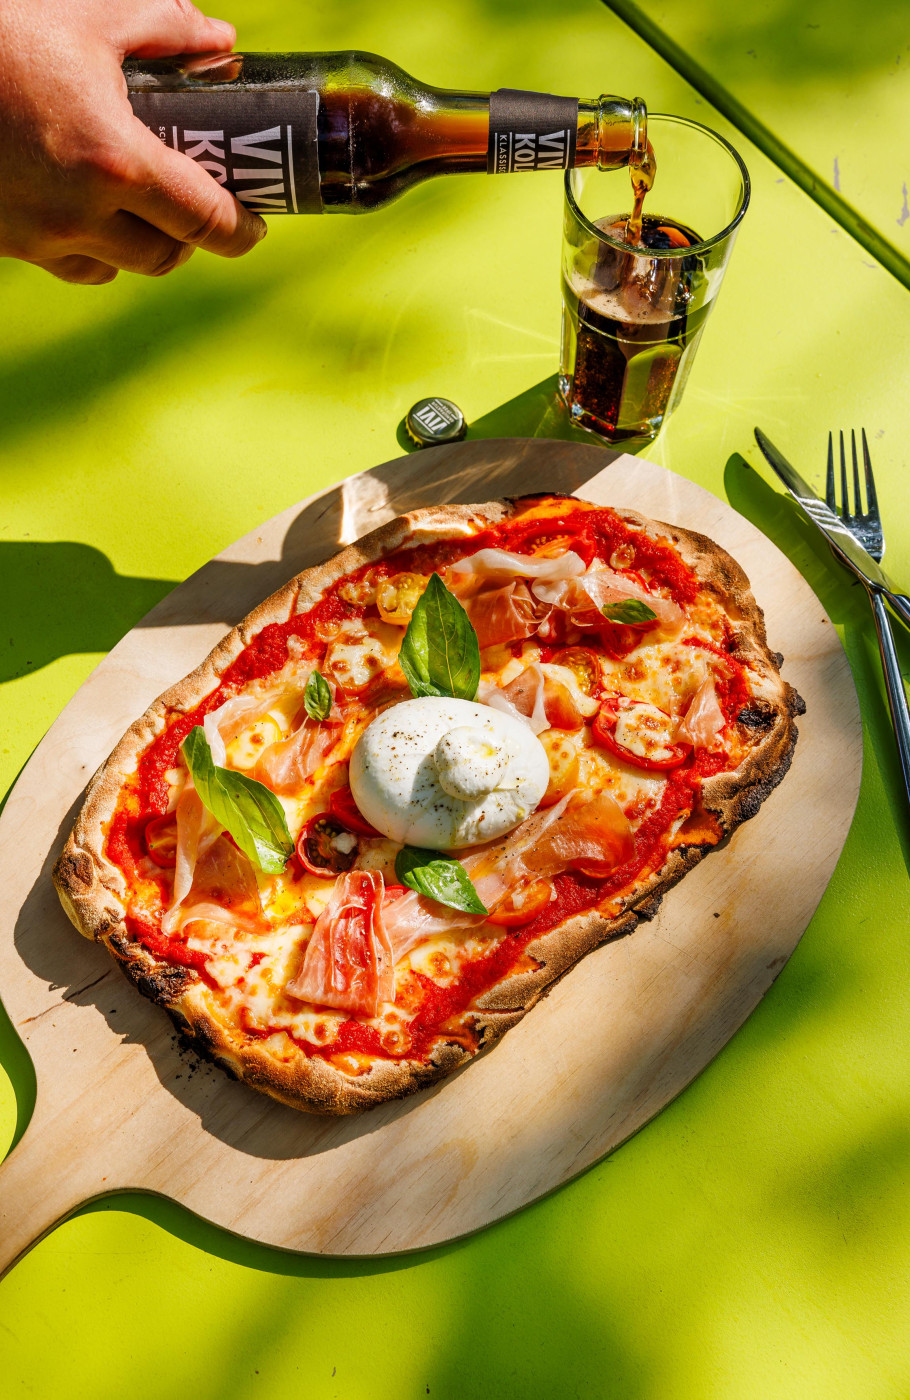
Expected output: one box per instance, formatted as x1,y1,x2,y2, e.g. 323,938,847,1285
564,113,751,259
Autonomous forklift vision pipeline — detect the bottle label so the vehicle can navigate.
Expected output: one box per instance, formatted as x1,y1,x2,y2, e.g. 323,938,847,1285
128,89,321,214
487,89,578,174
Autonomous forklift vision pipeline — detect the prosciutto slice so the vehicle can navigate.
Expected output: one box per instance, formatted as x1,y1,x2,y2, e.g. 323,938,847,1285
252,716,341,795
381,800,573,963
450,548,586,582
162,783,222,933
286,870,394,1017
203,686,288,767
467,794,574,912
675,676,725,748
518,789,634,879
169,832,262,934
538,664,600,728
497,663,550,733
467,790,633,905
480,662,597,734
177,903,261,934
384,785,635,965
381,890,486,965
477,676,548,736
533,567,683,633
463,581,543,649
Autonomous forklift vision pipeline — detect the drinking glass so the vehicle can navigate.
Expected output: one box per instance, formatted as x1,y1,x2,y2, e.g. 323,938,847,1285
559,114,750,446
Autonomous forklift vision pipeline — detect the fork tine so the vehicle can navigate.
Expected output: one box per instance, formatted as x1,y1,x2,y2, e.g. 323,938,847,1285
862,428,880,515
826,431,836,511
851,429,864,515
839,430,850,518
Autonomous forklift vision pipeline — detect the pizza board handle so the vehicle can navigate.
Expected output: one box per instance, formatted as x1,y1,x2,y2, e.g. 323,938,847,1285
0,1099,114,1279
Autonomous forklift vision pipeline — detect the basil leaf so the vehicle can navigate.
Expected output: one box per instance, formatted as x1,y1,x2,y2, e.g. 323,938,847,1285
602,598,658,625
398,572,480,701
182,722,216,788
395,846,488,916
181,726,294,874
303,668,332,721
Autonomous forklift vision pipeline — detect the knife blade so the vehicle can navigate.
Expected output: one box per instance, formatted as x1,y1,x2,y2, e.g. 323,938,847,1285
753,428,910,630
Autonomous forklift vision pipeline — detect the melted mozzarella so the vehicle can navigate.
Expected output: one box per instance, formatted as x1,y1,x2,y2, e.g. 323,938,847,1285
578,735,666,815
499,656,525,685
324,620,402,694
225,715,283,770
539,662,601,718
614,702,678,762
404,928,495,984
608,642,709,715
353,837,401,880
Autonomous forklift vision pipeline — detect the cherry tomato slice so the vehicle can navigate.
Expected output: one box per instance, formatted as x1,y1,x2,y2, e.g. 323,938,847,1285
550,646,601,698
592,700,688,772
145,813,178,868
595,620,646,661
486,879,552,927
521,528,596,568
329,785,381,837
296,816,359,877
382,884,409,903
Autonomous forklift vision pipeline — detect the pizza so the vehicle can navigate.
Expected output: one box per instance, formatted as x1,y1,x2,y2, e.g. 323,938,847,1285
54,493,803,1114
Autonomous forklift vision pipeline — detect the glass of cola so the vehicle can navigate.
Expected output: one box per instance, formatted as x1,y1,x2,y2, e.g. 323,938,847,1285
559,114,750,446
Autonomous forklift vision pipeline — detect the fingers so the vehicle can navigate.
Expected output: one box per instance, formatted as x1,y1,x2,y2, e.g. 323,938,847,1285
33,256,120,285
119,0,235,59
121,124,267,259
32,210,199,282
83,211,196,276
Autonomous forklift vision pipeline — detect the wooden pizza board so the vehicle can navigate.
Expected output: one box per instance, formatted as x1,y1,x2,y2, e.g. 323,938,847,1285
0,440,862,1273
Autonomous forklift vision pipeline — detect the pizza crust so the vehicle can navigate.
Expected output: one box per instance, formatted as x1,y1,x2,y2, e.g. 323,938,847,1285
54,495,803,1115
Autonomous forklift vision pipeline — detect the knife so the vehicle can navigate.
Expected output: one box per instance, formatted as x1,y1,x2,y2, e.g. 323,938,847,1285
753,428,910,631
755,427,910,813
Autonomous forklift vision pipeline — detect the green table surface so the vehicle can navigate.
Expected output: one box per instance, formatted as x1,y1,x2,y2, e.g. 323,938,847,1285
604,0,910,286
2,2,910,1396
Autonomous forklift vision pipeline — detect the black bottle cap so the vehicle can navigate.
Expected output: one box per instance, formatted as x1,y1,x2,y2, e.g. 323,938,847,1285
405,397,467,448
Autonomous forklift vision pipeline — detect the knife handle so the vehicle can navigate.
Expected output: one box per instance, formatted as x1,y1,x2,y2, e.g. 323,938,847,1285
870,590,910,808
885,591,910,634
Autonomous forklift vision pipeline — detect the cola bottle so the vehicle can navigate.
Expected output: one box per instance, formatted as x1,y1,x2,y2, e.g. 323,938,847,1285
124,51,648,214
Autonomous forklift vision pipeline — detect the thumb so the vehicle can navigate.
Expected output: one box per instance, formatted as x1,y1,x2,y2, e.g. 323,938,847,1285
120,1,236,59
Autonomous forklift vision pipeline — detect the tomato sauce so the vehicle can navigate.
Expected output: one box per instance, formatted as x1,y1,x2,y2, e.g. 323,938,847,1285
103,496,735,1070
125,913,216,984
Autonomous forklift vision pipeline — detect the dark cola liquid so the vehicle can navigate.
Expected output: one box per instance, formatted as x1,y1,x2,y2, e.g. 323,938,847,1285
560,214,707,443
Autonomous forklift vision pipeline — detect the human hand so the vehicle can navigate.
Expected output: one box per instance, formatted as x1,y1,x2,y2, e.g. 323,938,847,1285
0,0,267,283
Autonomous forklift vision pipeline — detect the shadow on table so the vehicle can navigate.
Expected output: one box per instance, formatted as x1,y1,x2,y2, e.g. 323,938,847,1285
0,1000,35,1155
397,373,658,457
0,255,287,687
0,542,178,687
724,450,910,868
74,1180,659,1398
0,262,279,453
0,375,631,691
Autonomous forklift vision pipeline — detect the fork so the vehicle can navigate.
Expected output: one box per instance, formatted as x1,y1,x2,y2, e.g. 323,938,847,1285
827,429,910,807
827,430,910,630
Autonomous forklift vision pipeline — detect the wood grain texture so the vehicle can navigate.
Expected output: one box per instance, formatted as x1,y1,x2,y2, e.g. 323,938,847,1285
0,440,861,1273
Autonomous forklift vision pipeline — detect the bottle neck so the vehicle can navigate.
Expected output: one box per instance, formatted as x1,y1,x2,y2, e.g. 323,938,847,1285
395,89,647,176
581,95,648,171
